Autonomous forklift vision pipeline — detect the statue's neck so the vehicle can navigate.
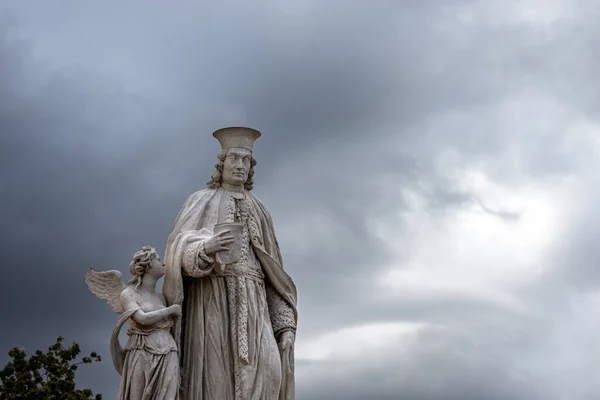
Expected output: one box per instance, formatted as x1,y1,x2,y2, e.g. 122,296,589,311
221,182,245,193
140,275,158,292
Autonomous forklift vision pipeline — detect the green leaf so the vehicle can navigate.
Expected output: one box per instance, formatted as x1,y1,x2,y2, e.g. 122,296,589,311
0,337,103,399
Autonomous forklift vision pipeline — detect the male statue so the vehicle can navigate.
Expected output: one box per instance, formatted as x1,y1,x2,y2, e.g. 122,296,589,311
163,127,297,400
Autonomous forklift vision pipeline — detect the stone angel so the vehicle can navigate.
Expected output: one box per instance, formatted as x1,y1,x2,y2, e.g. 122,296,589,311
85,245,181,400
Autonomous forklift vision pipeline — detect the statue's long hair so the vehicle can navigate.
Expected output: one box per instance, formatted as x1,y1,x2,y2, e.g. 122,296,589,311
128,245,158,289
206,150,257,191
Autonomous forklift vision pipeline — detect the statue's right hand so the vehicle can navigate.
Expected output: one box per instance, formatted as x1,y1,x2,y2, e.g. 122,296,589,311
168,304,182,317
204,230,235,255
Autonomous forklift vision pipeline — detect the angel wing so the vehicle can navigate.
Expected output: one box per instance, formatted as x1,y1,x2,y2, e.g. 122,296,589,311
85,267,127,314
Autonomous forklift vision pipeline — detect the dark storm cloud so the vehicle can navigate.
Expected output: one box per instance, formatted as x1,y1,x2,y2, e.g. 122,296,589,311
157,1,527,153
0,24,183,396
2,0,600,399
0,7,416,395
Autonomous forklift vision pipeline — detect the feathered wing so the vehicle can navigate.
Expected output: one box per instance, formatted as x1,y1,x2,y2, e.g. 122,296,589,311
85,267,127,314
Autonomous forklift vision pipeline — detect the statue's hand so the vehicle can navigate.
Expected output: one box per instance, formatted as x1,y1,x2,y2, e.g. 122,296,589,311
204,230,235,255
278,330,295,351
167,304,182,317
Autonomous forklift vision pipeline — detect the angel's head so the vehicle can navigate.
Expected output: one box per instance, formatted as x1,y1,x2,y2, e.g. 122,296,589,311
128,245,164,289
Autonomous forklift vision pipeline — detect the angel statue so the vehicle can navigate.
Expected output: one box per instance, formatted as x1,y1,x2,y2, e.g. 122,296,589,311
85,245,181,400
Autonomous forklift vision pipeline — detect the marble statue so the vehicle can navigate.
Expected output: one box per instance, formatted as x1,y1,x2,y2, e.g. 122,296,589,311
162,127,298,400
85,246,181,399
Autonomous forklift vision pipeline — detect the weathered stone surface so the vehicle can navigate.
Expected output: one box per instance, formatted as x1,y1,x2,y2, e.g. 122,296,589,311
163,127,297,400
86,246,181,399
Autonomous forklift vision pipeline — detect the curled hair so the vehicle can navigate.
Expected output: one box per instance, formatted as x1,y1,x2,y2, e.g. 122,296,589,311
206,150,257,191
128,245,158,289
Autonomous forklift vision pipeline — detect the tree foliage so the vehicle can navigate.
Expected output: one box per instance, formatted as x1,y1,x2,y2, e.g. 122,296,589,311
0,336,102,400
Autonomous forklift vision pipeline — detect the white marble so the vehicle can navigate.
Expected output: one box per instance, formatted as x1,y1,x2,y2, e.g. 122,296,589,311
163,127,298,400
85,246,181,399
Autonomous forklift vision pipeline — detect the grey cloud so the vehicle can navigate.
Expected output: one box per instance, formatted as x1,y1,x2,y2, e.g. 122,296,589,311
298,325,550,400
474,198,521,221
541,180,600,291
2,0,600,398
0,19,187,397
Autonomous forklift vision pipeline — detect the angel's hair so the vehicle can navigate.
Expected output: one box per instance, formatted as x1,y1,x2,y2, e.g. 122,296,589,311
128,245,158,290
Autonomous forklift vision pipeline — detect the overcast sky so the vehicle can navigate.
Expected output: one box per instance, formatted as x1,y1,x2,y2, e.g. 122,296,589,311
1,0,600,399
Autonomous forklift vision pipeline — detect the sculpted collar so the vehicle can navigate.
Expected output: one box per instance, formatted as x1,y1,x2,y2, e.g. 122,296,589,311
221,182,245,192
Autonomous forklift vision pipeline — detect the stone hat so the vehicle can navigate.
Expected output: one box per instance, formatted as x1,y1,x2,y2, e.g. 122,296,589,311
212,127,261,151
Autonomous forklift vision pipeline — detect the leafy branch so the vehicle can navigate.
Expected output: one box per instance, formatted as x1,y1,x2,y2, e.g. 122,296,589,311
0,336,102,400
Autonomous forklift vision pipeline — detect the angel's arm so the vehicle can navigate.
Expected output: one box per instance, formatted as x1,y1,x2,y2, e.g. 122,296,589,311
119,290,180,326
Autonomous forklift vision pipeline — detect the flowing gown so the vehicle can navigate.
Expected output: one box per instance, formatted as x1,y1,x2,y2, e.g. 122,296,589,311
118,316,180,399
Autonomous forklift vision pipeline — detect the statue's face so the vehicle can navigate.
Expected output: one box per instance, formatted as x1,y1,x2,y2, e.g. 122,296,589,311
147,255,165,279
222,147,252,186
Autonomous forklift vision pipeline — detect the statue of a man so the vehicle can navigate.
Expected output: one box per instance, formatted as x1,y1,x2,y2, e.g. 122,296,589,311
163,127,298,400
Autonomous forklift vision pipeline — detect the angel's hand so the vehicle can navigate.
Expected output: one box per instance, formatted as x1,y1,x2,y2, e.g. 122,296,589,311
168,304,182,317
121,291,181,326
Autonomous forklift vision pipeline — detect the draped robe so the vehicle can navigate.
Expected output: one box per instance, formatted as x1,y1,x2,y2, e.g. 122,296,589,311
118,313,180,399
110,307,180,400
163,188,297,400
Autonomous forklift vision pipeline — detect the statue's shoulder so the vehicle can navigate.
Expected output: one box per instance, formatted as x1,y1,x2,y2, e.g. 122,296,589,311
119,285,134,300
247,192,272,217
184,188,217,206
247,191,264,205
